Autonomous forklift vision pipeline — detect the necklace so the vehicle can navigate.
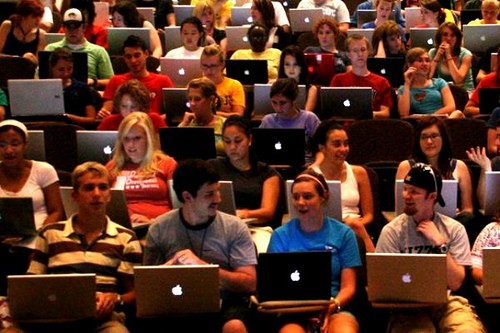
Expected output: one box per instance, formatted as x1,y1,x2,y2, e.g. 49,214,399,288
18,24,32,42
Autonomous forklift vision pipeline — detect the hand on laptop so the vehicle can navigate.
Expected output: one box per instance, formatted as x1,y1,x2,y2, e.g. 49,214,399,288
95,292,118,319
164,249,206,266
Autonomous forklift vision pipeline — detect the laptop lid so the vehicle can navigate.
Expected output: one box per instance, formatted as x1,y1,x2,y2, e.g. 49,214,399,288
285,180,342,221
478,88,500,115
8,79,65,117
395,179,458,217
225,59,268,85
482,247,500,300
44,32,65,46
0,197,36,238
225,26,250,52
107,27,150,56
357,9,395,28
366,253,448,304
134,265,220,317
8,273,96,323
38,50,88,83
24,130,46,161
463,24,500,53
304,53,336,87
94,1,110,27
367,57,405,88
409,28,437,50
346,28,375,44
257,251,331,302
485,171,500,217
253,83,306,117
159,127,216,161
251,128,306,167
173,5,195,25
460,9,482,26
160,57,202,87
231,6,253,26
163,26,182,54
404,7,424,31
319,87,374,121
76,130,117,165
289,8,323,33
137,7,155,25
162,87,189,125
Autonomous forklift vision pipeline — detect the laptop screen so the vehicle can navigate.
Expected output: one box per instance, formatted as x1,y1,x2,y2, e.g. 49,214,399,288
76,130,118,165
251,128,306,167
159,127,216,161
225,59,269,85
38,51,88,83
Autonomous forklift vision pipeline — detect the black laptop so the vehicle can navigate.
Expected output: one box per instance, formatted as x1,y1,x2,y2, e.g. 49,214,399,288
159,127,216,161
460,9,482,26
251,128,306,167
320,87,374,120
38,51,88,83
367,57,405,88
225,59,268,85
479,87,500,115
0,197,36,238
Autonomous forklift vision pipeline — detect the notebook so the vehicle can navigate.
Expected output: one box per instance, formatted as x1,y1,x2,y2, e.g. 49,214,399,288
8,273,96,323
94,1,110,27
409,27,437,50
462,24,500,53
134,265,220,317
304,53,335,87
159,127,216,161
0,197,36,238
253,83,306,117
285,179,342,221
76,130,117,165
251,128,306,167
24,130,46,161
460,9,482,27
345,28,375,43
173,5,195,25
59,186,132,230
163,26,182,54
38,50,88,83
478,87,500,115
225,59,268,85
162,87,190,126
231,6,253,26
395,179,458,217
44,32,65,46
107,27,150,56
225,26,250,52
319,87,374,120
357,9,395,28
8,79,65,117
160,57,203,87
137,7,155,25
367,57,405,88
484,171,500,217
482,247,500,302
404,7,424,31
289,8,323,33
257,251,331,302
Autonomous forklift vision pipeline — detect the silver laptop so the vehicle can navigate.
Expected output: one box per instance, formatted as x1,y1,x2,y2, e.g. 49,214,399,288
59,186,132,230
366,253,448,304
395,179,458,217
285,179,342,221
160,57,202,87
346,28,375,43
404,7,424,31
44,32,65,46
463,24,500,54
8,273,96,323
76,130,117,165
94,1,110,27
8,79,65,117
253,83,306,117
25,130,46,161
485,171,500,217
134,265,220,317
289,8,323,33
409,27,437,50
107,27,151,56
163,26,182,53
319,87,374,120
482,247,500,302
173,5,195,25
225,26,250,52
137,7,155,25
231,6,253,26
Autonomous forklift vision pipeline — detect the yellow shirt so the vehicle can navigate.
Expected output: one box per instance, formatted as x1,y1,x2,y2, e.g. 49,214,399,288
229,48,282,82
216,76,246,114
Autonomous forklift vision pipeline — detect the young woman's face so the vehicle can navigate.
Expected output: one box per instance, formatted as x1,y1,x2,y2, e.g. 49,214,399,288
51,58,73,82
319,129,349,163
0,129,26,167
283,54,301,81
188,87,213,116
270,93,295,117
376,1,393,20
420,7,439,26
250,4,263,23
119,94,141,118
112,12,126,27
292,181,325,220
317,24,335,49
201,8,214,27
222,125,251,164
419,124,443,159
385,34,402,54
122,124,147,163
410,51,431,75
181,23,201,51
440,26,457,48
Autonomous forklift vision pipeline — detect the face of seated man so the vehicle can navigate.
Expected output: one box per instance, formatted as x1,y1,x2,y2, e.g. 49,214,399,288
248,25,268,53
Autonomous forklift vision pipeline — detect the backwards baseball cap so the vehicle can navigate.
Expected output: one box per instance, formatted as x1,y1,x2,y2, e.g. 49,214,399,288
404,162,445,207
63,8,83,25
0,119,28,140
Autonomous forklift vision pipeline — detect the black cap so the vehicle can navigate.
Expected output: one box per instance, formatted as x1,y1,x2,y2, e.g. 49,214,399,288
404,163,445,207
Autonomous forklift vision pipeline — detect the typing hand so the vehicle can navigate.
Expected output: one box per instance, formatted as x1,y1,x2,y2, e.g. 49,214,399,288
164,249,205,266
95,292,116,319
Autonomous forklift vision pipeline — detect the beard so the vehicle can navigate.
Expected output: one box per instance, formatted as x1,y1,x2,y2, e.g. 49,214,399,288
404,203,417,216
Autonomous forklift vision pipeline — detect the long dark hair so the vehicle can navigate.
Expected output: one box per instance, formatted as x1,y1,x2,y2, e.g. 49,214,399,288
435,22,461,56
222,115,257,164
278,45,308,84
112,0,145,27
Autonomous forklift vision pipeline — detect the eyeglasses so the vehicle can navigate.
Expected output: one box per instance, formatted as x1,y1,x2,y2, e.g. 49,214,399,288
420,133,441,141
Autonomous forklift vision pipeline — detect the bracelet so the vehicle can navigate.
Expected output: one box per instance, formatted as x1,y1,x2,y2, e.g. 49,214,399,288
331,298,341,313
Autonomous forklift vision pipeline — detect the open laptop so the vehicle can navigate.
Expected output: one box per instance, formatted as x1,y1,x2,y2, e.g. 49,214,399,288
395,179,458,217
289,8,323,33
8,79,65,118
137,7,155,25
163,26,182,54
460,9,482,27
162,87,189,126
346,28,375,43
225,26,250,52
253,83,306,118
76,130,117,165
404,7,424,31
38,50,88,83
366,253,447,304
8,273,96,323
478,88,500,115
225,59,268,85
409,27,437,50
367,57,405,88
357,9,395,28
231,6,253,26
484,171,500,217
0,197,36,238
159,127,216,161
463,24,500,53
107,27,150,56
319,87,374,121
251,128,306,167
482,247,500,303
160,57,202,87
285,179,342,221
94,1,110,27
304,53,335,87
134,265,220,317
257,251,331,303
44,32,65,46
173,5,195,25
25,130,46,161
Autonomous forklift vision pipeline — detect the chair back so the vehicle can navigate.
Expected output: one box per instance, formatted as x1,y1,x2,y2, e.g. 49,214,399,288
443,118,487,160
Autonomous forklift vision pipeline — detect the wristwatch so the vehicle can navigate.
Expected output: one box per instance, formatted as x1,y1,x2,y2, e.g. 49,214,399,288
115,294,125,306
438,244,449,254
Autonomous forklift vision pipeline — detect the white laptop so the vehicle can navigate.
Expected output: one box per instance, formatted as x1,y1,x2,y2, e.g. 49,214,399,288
25,130,46,161
163,26,182,54
289,8,323,33
76,130,117,165
173,5,195,25
137,7,155,25
231,6,253,26
484,171,500,217
409,27,437,50
285,179,342,221
366,253,448,304
44,32,65,46
107,27,151,56
346,28,375,44
225,26,250,52
134,265,220,317
395,179,458,217
94,1,110,27
404,7,424,31
8,79,65,117
8,273,96,323
482,247,500,302
463,24,500,54
160,57,202,87
253,83,306,118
